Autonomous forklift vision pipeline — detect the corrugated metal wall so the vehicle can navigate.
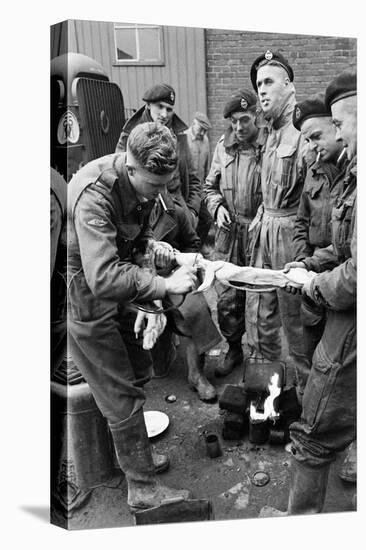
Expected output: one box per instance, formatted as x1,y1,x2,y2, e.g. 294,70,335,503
51,20,207,126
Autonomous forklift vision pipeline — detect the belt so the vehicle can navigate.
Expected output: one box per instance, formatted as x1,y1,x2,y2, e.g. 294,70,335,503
231,213,254,224
264,207,298,218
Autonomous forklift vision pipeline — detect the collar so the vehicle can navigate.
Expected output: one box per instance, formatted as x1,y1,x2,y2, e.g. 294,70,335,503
223,126,259,154
113,154,155,216
124,105,188,135
266,89,297,131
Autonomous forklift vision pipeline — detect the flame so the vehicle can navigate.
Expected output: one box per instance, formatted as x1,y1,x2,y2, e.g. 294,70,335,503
250,373,281,421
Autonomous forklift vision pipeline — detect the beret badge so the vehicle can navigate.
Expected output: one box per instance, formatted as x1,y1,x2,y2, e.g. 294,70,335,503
170,91,175,102
265,50,273,60
240,98,248,109
295,106,301,120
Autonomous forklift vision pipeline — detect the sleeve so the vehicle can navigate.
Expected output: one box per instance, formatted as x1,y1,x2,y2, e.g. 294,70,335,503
203,141,226,220
50,191,62,276
292,182,313,262
308,217,356,311
185,143,202,216
302,244,340,273
74,187,166,303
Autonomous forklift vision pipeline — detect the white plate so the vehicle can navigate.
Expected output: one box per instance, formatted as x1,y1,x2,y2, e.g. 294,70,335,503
143,411,170,438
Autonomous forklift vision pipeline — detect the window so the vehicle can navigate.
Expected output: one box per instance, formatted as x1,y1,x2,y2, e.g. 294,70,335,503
114,24,164,65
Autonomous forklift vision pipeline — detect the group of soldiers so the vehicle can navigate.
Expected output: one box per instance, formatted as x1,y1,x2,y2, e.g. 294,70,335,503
51,49,357,517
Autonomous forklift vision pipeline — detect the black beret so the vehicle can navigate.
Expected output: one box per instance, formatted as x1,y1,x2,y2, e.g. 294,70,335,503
292,93,330,131
250,50,294,91
223,89,257,119
142,83,176,105
324,69,357,111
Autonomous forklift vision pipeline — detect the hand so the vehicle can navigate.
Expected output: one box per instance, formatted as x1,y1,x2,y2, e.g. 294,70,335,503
190,209,199,229
153,241,175,270
284,282,302,295
134,305,167,350
283,261,306,273
216,205,232,230
301,278,313,298
165,265,197,295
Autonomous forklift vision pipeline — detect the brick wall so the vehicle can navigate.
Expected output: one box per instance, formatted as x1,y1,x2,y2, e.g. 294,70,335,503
205,29,357,151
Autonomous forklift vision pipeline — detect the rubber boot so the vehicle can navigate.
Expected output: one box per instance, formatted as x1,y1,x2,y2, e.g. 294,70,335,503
186,341,217,402
338,440,357,484
110,410,191,512
215,341,243,377
259,457,330,518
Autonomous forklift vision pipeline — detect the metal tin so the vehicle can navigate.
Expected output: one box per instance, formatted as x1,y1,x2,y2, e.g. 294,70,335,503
205,433,222,458
249,419,269,444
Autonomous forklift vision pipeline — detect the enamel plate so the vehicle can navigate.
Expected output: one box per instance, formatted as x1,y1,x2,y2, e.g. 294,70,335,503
143,411,170,438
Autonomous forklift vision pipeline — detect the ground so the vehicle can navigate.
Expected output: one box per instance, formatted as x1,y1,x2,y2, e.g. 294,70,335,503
58,282,356,530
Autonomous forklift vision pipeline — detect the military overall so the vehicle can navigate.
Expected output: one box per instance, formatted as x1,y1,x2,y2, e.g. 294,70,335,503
67,154,167,425
204,128,264,344
290,159,357,467
245,97,308,389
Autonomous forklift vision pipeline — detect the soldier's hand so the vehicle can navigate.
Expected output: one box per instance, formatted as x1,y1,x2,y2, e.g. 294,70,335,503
284,283,302,295
216,205,232,230
165,265,197,295
283,261,306,273
174,252,203,268
153,241,175,269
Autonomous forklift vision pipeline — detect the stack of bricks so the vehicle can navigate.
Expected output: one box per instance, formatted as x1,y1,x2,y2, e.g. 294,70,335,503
205,28,357,152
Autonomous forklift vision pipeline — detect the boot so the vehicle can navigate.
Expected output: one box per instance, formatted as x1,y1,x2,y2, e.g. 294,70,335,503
338,440,357,484
259,457,330,517
215,341,243,377
110,410,191,512
186,341,217,402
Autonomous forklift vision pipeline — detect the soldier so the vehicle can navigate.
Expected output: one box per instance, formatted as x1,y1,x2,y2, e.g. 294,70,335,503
246,51,308,395
184,112,213,246
261,69,357,517
290,94,348,374
116,83,202,229
204,89,266,376
68,122,196,512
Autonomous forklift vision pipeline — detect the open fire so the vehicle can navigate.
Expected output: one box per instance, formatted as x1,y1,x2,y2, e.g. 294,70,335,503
250,373,281,422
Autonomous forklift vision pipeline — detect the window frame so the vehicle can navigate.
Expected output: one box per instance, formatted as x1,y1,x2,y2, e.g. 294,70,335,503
113,24,165,66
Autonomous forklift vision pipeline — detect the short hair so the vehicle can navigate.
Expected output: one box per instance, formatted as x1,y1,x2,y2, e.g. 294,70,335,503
127,122,178,175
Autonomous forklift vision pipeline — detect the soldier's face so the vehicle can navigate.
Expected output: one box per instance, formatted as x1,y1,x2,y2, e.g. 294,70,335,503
148,101,174,125
331,96,357,161
256,65,290,116
300,117,343,163
230,111,257,142
126,147,173,201
192,119,206,139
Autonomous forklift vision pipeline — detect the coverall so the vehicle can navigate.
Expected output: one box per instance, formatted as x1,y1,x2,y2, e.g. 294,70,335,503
245,94,308,388
184,126,212,243
290,157,356,467
115,106,202,225
292,156,347,364
51,167,67,377
204,127,265,344
68,153,167,424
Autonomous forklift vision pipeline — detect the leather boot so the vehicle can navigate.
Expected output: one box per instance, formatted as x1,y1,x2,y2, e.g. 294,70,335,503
338,440,357,483
186,341,217,402
215,341,243,377
110,410,191,511
259,457,330,517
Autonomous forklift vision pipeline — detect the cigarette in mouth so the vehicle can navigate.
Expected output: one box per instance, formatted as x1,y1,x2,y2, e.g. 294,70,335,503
316,152,321,163
337,147,347,163
158,193,168,211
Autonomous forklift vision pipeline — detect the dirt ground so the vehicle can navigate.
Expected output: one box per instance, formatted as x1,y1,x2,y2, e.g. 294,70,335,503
60,281,356,530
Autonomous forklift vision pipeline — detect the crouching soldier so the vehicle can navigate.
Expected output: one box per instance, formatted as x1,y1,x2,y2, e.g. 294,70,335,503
68,122,196,512
204,89,265,376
